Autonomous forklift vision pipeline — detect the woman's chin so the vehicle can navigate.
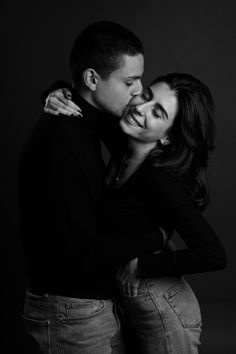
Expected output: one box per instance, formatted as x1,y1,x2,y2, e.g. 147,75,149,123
120,118,133,136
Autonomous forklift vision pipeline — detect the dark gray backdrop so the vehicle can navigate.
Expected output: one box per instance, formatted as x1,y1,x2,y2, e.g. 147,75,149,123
1,0,235,353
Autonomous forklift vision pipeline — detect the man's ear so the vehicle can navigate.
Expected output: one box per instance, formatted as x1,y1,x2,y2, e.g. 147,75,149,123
83,69,99,91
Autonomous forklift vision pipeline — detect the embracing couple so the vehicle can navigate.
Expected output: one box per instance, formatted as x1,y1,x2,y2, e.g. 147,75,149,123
18,21,226,354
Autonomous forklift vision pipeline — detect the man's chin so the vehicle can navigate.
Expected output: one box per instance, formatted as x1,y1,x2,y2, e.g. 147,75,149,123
109,110,123,119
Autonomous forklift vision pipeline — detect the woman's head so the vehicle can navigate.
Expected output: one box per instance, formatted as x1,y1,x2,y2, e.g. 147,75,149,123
120,81,178,145
121,73,216,209
151,73,215,163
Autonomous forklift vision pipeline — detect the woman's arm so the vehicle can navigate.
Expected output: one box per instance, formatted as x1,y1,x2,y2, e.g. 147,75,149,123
41,82,126,156
41,81,82,116
138,167,227,278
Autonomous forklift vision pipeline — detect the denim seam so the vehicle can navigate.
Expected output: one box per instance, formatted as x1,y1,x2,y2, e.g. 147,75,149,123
22,314,51,354
146,281,169,334
22,313,49,324
58,296,65,354
164,278,185,298
146,284,175,353
59,300,106,322
47,320,51,354
163,283,202,329
165,296,201,329
110,298,121,341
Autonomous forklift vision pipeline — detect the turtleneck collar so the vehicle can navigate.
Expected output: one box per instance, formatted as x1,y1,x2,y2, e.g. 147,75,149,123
70,87,113,134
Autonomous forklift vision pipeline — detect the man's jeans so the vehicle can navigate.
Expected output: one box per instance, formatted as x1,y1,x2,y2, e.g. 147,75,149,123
119,276,202,354
23,290,126,354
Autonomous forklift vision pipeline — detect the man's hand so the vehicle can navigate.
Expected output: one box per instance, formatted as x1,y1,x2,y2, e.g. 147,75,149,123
44,88,83,117
116,258,141,296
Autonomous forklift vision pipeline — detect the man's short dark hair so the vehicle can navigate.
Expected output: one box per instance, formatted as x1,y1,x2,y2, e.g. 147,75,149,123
70,21,144,87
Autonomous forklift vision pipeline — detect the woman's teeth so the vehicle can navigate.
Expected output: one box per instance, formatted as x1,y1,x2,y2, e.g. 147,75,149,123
127,114,142,127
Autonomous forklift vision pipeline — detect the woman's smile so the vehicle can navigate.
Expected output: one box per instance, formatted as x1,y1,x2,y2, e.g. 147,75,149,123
125,110,144,128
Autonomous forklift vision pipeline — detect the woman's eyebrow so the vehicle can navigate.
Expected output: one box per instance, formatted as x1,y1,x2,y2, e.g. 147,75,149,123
154,103,168,119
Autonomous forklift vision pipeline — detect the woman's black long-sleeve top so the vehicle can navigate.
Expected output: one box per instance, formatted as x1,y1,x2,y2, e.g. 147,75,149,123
100,158,227,278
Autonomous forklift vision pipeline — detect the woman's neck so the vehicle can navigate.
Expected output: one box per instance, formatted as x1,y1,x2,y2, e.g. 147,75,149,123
126,138,157,161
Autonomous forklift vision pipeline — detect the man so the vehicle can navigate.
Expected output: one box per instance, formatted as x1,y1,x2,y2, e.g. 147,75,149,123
18,21,166,353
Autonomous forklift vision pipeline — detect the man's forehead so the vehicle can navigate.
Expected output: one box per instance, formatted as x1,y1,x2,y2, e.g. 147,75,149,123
115,54,144,78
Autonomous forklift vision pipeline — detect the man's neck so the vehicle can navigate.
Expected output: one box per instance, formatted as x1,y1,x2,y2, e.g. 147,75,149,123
72,82,101,111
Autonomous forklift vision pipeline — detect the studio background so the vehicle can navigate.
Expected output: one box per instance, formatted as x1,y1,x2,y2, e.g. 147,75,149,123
1,0,235,353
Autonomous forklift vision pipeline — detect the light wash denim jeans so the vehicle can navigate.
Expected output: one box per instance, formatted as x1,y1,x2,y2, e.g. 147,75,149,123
23,290,126,354
118,276,202,354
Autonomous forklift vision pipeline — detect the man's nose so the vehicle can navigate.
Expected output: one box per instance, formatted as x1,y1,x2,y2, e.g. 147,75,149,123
131,80,143,96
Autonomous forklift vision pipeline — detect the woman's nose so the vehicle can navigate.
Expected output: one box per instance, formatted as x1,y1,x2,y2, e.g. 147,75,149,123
135,101,150,115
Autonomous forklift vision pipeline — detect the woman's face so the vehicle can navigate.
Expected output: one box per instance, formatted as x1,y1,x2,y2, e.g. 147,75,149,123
120,82,178,144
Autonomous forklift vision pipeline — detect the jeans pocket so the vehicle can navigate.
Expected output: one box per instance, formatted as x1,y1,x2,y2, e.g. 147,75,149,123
164,279,202,329
62,299,105,321
118,278,148,298
22,313,50,353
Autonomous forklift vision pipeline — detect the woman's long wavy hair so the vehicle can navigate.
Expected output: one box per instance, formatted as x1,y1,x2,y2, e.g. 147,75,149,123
149,73,216,210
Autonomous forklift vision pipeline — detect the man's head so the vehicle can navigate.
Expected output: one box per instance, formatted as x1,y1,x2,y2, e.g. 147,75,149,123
70,21,144,117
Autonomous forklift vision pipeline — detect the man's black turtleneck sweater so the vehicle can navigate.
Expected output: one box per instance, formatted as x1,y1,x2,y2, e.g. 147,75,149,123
18,90,164,299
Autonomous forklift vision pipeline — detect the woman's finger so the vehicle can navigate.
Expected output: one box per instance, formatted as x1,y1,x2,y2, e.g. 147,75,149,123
48,90,82,113
44,106,82,117
45,97,82,116
62,88,72,100
58,90,82,112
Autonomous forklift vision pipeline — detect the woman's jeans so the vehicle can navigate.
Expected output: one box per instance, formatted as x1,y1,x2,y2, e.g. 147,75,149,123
23,290,126,354
119,276,202,354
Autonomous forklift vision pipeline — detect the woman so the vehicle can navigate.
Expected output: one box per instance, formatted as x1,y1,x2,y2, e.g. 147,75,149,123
44,73,226,353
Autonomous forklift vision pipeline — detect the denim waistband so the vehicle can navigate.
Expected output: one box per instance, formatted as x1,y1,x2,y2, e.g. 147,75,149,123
25,289,112,304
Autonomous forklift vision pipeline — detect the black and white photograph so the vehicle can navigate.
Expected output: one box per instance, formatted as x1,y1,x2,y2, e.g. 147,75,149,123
1,1,235,353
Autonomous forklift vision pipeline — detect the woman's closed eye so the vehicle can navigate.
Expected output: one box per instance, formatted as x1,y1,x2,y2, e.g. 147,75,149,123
152,109,162,119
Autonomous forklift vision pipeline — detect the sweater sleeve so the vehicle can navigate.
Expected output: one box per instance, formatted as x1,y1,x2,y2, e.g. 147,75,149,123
138,167,227,278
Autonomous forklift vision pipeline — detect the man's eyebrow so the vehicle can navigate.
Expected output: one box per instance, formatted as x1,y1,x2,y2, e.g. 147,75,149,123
125,75,142,80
